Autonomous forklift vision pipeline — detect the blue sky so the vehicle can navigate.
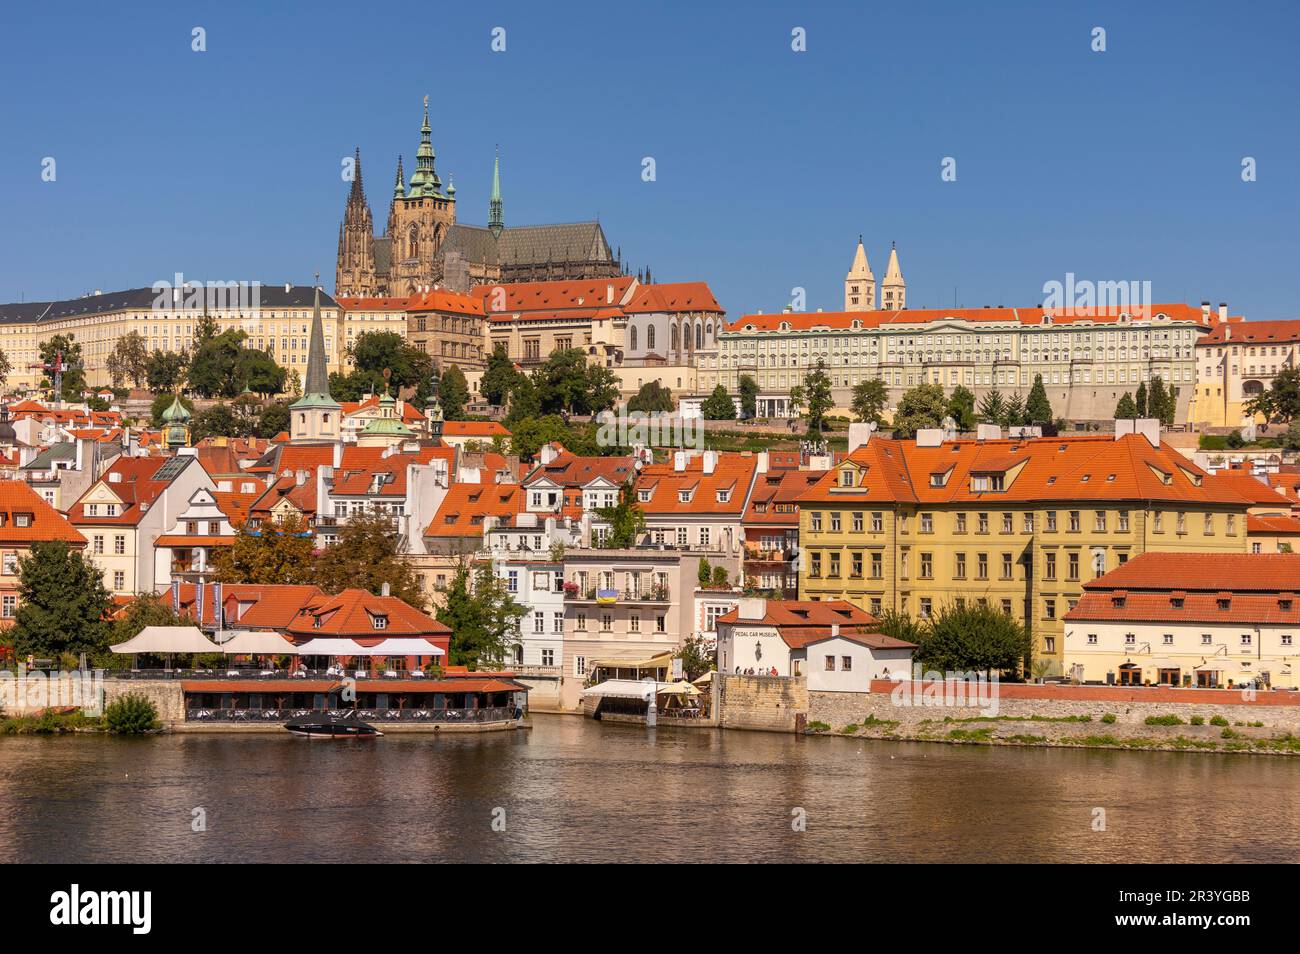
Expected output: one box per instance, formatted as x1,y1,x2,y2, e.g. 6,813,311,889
2,0,1298,320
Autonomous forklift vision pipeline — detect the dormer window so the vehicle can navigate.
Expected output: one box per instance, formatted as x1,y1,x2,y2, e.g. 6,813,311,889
839,469,855,488
371,614,388,630
14,513,32,528
638,490,652,503
971,473,1005,492
679,489,694,503
716,489,731,503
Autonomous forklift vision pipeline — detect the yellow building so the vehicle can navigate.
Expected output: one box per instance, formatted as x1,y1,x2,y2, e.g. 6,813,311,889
1189,316,1300,427
0,283,348,391
796,421,1253,675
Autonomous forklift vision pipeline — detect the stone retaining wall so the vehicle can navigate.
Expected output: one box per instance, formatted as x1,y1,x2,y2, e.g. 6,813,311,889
718,674,807,732
103,680,186,723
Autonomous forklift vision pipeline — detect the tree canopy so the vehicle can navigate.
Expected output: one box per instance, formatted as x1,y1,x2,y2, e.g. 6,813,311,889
892,383,948,438
438,365,470,421
1026,374,1053,423
106,331,149,389
11,541,112,661
596,482,646,548
435,563,526,669
851,378,888,425
701,384,737,420
801,359,835,434
627,380,674,414
211,513,317,585
738,374,759,419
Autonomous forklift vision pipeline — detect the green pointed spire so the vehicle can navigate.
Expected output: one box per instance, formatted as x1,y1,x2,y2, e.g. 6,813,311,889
488,148,504,238
393,155,405,199
408,95,443,198
291,277,340,412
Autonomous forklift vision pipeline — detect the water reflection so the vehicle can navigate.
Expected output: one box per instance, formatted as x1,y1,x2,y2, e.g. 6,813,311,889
0,717,1296,863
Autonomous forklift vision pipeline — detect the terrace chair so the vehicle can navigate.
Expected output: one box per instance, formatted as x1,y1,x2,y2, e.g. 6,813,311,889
384,669,399,678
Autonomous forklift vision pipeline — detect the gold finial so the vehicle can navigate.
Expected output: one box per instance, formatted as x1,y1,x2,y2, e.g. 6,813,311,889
423,94,429,108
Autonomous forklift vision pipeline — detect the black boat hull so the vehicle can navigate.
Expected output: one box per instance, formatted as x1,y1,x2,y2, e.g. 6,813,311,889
283,714,383,738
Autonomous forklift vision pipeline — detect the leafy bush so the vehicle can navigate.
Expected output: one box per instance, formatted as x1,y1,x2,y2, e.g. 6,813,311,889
1209,715,1229,726
105,694,160,734
1144,714,1184,726
1100,713,1117,724
1189,715,1205,726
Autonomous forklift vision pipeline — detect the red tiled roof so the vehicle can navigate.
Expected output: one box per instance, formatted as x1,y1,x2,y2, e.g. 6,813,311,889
728,303,1214,333
168,582,327,628
623,282,723,315
744,471,821,526
473,277,635,315
0,480,85,545
717,599,911,650
1203,471,1293,507
1078,552,1300,593
340,396,426,424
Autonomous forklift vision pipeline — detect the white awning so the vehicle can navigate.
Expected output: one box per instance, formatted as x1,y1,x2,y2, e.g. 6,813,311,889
214,631,298,654
292,637,446,657
581,679,670,700
110,626,219,654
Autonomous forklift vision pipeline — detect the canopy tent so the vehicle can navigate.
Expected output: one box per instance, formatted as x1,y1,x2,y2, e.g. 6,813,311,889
581,679,670,701
111,626,219,654
214,631,298,655
656,680,701,697
692,671,715,687
291,637,446,657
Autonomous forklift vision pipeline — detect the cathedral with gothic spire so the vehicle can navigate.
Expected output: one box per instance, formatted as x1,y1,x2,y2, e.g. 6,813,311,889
336,98,624,297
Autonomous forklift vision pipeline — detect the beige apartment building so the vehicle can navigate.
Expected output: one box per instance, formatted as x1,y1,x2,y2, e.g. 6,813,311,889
1189,316,1300,428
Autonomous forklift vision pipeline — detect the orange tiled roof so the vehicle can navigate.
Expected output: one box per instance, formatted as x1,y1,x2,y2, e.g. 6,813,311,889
623,282,723,315
211,491,259,527
717,598,912,650
1247,514,1300,536
472,277,635,315
634,453,758,516
426,483,522,537
67,456,193,526
441,421,510,438
744,470,821,526
405,288,484,315
0,480,85,545
797,434,1251,507
340,396,426,424
728,303,1215,334
1204,470,1294,508
284,588,451,639
168,582,326,628
1197,319,1300,346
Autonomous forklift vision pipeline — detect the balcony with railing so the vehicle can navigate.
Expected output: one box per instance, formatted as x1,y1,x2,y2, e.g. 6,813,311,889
563,585,671,604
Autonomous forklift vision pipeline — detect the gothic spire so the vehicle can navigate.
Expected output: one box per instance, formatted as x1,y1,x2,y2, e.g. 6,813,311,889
349,147,365,204
488,147,504,238
295,276,337,405
393,155,405,199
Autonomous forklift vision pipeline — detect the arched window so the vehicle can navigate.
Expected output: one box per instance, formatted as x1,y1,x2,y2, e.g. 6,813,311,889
670,324,678,352
695,321,703,349
407,224,419,260
630,326,638,351
647,325,656,351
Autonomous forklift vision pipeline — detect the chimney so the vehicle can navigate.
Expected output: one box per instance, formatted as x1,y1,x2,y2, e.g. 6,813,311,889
915,428,944,448
381,582,390,597
333,440,343,469
847,421,876,453
703,450,718,475
1219,302,1228,323
295,469,308,486
1201,301,1211,321
976,423,1002,442
285,282,291,293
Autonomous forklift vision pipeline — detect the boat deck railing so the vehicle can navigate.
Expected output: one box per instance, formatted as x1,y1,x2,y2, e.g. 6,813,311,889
185,706,519,724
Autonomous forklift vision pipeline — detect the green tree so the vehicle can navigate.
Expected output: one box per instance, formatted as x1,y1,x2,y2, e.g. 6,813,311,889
313,510,426,608
1001,392,1026,429
191,404,243,441
738,374,759,419
915,602,1033,677
105,331,149,388
436,563,526,669
977,389,1006,424
710,564,730,588
439,365,471,421
187,328,248,398
504,373,542,428
850,378,888,425
627,380,674,413
697,558,713,587
1246,367,1300,423
344,330,436,402
1026,374,1053,423
876,609,927,649
946,384,977,431
212,514,316,585
38,335,86,400
532,349,601,415
481,343,520,407
596,482,646,548
892,383,948,438
236,348,286,396
112,591,187,646
1114,392,1138,419
145,349,189,393
1135,381,1148,418
11,541,112,659
584,364,621,415
149,392,193,427
104,695,160,734
674,634,715,680
255,402,289,438
509,414,573,460
802,359,834,434
0,348,10,388
701,384,737,420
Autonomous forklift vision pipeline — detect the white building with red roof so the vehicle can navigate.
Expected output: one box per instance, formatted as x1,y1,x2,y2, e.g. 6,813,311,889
0,480,87,626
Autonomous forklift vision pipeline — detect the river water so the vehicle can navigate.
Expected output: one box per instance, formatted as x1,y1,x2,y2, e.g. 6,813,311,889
2,715,1296,863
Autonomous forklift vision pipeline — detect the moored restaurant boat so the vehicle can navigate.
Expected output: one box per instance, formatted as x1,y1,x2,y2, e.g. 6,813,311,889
283,711,383,738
